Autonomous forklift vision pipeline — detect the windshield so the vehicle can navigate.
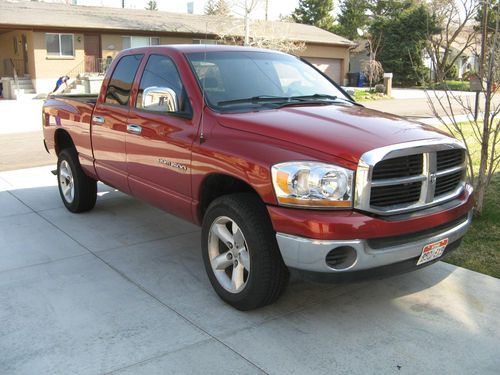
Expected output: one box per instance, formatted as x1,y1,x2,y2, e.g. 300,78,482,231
186,51,351,112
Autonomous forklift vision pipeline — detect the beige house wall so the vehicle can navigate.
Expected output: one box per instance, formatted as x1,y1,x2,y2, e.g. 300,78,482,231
32,31,85,93
101,34,194,59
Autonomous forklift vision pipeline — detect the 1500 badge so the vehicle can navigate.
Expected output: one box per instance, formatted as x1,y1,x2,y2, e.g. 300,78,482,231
158,159,188,171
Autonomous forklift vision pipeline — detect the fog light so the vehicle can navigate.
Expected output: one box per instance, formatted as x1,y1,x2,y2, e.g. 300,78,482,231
325,246,357,270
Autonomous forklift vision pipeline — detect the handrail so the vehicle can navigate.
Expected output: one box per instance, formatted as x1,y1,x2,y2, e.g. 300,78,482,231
8,58,19,92
65,57,109,79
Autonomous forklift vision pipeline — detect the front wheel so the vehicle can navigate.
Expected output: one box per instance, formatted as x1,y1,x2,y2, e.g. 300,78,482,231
202,193,289,310
57,148,97,213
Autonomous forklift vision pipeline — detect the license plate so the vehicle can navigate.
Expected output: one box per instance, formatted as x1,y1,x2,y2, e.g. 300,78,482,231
417,238,449,266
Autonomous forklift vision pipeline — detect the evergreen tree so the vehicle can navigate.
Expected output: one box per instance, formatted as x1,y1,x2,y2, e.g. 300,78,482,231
291,0,335,31
335,0,369,40
369,0,438,85
145,0,157,11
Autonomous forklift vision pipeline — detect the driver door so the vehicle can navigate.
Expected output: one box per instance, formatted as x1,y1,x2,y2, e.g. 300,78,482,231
126,53,195,220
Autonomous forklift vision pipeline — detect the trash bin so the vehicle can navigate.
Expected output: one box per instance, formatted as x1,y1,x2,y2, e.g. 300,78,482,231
358,73,365,87
347,72,358,87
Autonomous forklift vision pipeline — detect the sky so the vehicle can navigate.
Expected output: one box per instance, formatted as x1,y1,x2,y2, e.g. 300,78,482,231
72,0,301,20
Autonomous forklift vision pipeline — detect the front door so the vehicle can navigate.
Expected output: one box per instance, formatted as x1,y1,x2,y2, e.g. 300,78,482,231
126,53,195,221
84,34,101,73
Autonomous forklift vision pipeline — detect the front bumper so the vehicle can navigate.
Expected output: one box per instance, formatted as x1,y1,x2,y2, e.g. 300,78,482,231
276,210,472,278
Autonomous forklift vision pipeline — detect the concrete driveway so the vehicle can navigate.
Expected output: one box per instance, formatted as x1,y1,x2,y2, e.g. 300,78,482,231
1,165,499,375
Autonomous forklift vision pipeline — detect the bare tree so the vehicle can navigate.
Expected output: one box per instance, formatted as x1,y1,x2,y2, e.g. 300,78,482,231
361,59,384,89
213,17,305,53
426,0,480,83
358,28,384,89
425,0,500,216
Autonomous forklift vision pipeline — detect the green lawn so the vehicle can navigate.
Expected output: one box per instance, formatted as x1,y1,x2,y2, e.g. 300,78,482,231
434,123,500,278
429,80,471,91
353,89,391,101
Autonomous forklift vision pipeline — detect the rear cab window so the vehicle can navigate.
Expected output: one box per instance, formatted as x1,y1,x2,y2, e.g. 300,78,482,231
104,54,144,106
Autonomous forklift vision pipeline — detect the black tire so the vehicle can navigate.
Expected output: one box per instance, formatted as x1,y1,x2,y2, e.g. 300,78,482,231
201,193,289,310
57,148,97,213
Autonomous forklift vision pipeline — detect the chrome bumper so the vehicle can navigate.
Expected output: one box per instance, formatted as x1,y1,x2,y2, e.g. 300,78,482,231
276,211,472,273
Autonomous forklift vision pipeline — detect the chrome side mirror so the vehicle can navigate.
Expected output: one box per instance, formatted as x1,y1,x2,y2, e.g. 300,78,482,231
142,86,178,112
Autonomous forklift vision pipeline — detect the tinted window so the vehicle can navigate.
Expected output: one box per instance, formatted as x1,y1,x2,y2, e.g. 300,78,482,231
105,54,143,106
136,54,190,115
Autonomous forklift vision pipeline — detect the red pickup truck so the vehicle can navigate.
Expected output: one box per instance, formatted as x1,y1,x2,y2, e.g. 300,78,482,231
43,45,473,310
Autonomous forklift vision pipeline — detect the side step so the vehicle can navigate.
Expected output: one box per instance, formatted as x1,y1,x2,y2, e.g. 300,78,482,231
51,169,57,175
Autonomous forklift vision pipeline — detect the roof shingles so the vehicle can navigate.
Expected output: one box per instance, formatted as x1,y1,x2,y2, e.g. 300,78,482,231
0,0,355,46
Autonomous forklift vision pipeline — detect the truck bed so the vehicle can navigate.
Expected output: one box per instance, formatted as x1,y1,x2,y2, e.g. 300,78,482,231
49,93,98,105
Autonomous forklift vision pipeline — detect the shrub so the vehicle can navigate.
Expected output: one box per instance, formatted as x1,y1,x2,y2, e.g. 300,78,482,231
374,84,385,93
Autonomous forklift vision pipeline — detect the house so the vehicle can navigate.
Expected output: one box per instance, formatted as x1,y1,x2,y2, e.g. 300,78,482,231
0,0,355,97
349,27,481,85
423,27,481,81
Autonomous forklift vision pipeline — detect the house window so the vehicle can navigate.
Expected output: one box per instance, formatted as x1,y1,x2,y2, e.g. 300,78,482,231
192,38,220,45
122,36,160,49
46,33,74,56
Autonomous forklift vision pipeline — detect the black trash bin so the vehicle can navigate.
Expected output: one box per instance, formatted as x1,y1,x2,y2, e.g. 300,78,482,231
347,72,359,87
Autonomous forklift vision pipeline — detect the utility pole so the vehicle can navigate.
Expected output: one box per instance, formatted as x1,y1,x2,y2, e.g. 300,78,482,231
265,0,269,21
244,0,250,45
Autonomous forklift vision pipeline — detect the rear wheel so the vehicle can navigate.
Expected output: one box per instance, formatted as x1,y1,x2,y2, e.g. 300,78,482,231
202,193,289,310
57,148,97,213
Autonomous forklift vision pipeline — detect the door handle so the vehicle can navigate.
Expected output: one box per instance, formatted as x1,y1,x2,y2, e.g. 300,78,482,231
127,124,142,135
92,115,105,125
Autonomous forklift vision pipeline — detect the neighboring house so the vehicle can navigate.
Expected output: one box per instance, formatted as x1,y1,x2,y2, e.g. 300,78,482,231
424,27,480,81
348,39,369,78
0,0,355,96
349,29,480,83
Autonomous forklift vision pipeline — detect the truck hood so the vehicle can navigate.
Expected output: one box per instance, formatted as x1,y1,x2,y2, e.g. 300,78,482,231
215,104,451,164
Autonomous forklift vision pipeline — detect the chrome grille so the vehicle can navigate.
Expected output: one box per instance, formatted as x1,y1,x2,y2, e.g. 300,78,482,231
355,140,466,215
372,154,423,180
437,149,465,171
370,181,422,207
435,170,464,197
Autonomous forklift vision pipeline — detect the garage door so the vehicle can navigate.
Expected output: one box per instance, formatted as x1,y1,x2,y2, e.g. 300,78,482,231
305,58,343,83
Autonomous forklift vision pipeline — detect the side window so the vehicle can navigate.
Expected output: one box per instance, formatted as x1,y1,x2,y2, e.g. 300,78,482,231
104,54,143,106
136,54,190,115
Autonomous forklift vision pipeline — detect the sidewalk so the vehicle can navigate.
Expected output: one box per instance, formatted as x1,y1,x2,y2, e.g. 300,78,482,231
1,166,499,374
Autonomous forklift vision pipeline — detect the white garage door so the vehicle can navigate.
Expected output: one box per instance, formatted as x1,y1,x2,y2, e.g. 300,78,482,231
306,57,343,83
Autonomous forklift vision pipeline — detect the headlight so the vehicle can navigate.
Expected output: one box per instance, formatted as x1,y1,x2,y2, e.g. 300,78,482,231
271,162,354,208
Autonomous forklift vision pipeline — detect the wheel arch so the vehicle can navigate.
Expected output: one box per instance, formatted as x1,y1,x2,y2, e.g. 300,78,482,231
54,128,76,156
197,173,263,223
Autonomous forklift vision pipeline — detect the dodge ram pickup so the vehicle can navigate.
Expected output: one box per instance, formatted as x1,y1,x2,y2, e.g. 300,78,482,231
43,45,473,310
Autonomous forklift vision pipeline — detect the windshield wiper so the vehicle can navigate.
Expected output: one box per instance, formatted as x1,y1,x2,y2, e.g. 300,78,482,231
217,95,289,106
290,94,338,101
291,93,358,105
217,93,357,109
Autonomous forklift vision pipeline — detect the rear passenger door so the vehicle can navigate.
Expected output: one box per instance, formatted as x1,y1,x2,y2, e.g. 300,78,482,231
126,53,195,220
92,54,143,192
